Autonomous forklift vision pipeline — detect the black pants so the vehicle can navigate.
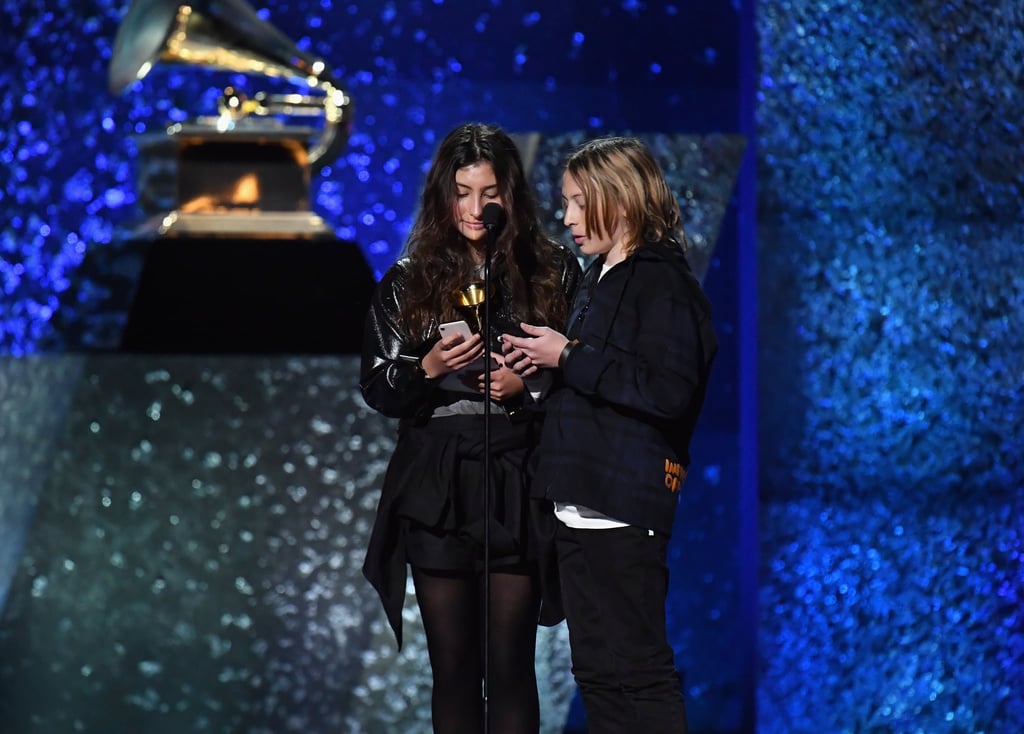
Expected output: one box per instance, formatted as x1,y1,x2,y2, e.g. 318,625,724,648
556,523,688,734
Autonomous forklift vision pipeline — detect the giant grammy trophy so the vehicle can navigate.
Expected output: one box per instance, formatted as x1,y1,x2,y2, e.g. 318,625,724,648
109,0,354,236
108,0,373,354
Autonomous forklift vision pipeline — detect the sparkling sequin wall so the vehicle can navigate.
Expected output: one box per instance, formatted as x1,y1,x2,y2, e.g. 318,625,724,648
757,1,1024,733
0,0,741,354
0,357,572,732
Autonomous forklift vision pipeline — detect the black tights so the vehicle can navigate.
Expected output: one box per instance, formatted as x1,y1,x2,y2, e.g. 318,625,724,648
411,564,542,734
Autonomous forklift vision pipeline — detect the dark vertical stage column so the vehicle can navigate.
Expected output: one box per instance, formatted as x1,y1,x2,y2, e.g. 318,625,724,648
736,1,759,732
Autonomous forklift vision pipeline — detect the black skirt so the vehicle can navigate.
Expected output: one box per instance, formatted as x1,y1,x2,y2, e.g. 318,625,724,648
362,412,563,648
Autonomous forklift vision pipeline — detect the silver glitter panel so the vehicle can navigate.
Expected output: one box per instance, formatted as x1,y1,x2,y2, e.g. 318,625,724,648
527,132,748,284
0,356,85,615
0,355,574,733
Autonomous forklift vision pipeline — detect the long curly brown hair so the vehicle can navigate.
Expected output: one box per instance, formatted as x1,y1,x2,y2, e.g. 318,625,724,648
399,123,569,336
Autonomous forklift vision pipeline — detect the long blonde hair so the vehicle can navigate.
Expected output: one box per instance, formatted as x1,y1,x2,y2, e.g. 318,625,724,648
564,136,686,257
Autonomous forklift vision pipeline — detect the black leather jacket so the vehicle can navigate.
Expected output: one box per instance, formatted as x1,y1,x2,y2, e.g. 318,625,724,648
360,246,582,420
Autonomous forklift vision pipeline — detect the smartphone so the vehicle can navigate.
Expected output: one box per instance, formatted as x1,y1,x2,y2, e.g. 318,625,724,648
438,320,473,343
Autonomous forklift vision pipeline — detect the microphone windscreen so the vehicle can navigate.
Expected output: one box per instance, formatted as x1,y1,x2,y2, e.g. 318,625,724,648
482,202,507,232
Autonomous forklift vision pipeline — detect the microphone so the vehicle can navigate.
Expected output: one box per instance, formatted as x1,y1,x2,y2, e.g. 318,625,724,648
482,202,506,233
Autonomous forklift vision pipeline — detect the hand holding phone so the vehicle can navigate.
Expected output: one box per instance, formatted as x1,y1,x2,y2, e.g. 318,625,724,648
438,320,473,343
434,319,483,371
435,320,489,393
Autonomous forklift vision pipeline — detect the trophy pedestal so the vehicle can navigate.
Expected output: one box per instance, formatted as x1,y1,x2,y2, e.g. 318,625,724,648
118,232,373,354
133,123,329,238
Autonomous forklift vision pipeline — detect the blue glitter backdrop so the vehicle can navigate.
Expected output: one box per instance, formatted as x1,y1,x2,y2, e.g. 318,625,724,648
757,1,1024,733
0,0,741,354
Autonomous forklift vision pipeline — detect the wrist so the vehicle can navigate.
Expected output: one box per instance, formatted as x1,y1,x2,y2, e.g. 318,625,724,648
400,352,436,380
418,354,438,379
558,338,580,369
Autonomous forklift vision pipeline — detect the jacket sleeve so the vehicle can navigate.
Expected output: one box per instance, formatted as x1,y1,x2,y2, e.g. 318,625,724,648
558,244,584,308
562,262,717,422
359,261,440,419
521,243,584,402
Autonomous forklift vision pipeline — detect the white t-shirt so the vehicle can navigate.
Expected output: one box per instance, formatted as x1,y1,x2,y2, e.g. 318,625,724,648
554,502,629,529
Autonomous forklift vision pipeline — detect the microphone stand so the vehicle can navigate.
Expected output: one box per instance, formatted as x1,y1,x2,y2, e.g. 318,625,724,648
480,203,503,734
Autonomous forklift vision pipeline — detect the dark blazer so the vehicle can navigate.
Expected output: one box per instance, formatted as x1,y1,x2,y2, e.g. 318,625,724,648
534,240,718,536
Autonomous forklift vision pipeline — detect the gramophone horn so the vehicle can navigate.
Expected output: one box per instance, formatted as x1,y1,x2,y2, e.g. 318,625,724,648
452,282,491,334
108,0,353,168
